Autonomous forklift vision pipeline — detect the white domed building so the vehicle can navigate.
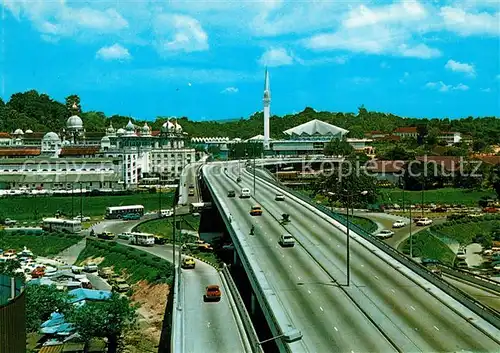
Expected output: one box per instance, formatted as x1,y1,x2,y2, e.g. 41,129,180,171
41,132,61,154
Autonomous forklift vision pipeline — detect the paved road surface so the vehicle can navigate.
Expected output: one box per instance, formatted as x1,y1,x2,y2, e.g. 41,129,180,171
205,162,500,352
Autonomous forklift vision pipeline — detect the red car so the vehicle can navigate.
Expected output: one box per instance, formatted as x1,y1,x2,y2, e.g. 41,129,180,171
203,285,221,302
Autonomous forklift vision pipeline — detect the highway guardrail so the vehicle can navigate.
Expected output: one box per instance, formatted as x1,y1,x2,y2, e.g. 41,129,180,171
221,264,264,353
438,264,500,295
251,167,500,332
170,268,184,353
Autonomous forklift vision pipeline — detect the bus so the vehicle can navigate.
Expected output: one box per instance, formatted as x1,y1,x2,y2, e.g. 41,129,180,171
189,202,212,214
42,218,82,234
129,232,155,246
105,205,144,219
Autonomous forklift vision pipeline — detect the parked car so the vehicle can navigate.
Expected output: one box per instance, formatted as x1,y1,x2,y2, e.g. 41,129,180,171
279,233,295,247
227,190,236,198
392,220,406,228
275,193,285,201
181,257,196,269
73,215,90,221
122,213,141,220
203,284,222,302
416,218,433,226
456,248,467,259
3,218,17,226
112,278,130,292
83,263,98,272
250,205,263,216
432,207,447,213
375,230,394,239
98,267,114,279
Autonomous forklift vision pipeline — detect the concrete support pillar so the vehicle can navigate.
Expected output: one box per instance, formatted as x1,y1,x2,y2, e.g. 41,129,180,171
233,250,238,266
251,292,256,315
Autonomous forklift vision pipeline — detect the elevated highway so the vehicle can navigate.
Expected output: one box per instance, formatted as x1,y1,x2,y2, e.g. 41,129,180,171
202,160,500,353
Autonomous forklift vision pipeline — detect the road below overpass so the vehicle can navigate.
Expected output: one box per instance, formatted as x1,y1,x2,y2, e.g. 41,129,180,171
205,161,500,352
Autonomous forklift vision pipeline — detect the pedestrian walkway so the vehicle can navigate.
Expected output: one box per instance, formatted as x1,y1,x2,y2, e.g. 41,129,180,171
55,239,87,265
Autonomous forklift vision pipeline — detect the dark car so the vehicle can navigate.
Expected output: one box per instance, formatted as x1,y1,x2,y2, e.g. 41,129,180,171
227,190,235,197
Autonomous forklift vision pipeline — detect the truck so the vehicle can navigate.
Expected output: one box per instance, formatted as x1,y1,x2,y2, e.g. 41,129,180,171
3,218,17,226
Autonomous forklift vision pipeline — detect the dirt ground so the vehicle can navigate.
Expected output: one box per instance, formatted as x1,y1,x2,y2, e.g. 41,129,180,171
123,281,170,352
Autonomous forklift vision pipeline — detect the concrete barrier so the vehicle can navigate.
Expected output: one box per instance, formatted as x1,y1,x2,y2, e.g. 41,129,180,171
170,268,184,353
221,264,263,353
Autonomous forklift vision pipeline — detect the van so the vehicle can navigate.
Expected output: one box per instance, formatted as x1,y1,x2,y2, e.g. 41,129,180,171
240,188,251,198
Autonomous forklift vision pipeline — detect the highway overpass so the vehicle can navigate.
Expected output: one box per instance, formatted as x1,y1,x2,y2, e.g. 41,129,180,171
200,159,500,353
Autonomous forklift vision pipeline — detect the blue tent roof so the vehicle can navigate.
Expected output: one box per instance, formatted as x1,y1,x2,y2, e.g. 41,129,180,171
68,288,111,304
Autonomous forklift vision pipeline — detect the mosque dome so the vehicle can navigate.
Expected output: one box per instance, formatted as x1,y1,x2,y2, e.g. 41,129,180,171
116,128,126,135
106,122,115,134
174,122,182,132
67,115,83,130
25,129,33,134
13,129,24,135
141,123,151,135
125,120,135,131
43,132,61,141
161,120,176,133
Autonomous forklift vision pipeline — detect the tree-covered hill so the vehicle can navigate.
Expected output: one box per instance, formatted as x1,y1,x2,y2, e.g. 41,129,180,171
0,90,499,144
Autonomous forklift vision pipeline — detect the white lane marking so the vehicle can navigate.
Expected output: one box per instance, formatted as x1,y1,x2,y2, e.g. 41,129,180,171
433,326,440,331
289,265,292,268
298,276,301,280
307,290,311,294
374,275,380,280
334,327,338,332
351,350,355,353
320,306,324,312
337,245,340,247
207,322,211,328
361,264,364,267
391,289,395,293
410,306,416,311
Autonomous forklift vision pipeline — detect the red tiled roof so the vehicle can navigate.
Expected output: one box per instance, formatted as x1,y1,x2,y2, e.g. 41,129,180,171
365,160,405,173
152,130,161,136
477,156,500,165
371,131,386,135
394,127,417,133
0,148,41,156
0,132,11,138
60,146,100,156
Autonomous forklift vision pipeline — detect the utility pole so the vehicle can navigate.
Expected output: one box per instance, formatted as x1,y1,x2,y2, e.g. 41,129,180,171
409,205,413,258
71,184,74,218
346,194,351,286
253,144,256,195
401,177,405,213
158,185,162,217
421,178,425,218
79,182,83,218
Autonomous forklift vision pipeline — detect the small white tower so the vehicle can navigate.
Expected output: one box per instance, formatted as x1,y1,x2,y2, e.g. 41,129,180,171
263,68,271,150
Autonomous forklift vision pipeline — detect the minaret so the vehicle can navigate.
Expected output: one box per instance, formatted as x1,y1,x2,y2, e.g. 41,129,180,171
263,68,271,150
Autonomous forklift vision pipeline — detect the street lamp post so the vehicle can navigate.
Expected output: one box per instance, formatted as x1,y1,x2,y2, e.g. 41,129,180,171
409,202,413,258
71,184,74,218
79,182,83,219
327,189,368,286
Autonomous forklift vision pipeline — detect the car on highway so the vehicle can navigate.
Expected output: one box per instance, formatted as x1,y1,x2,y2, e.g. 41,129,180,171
275,193,285,201
392,220,406,228
73,215,91,222
181,257,196,269
227,190,236,198
117,232,132,240
203,284,221,302
279,233,295,247
97,231,115,240
375,230,394,239
250,205,263,216
240,188,251,198
416,218,433,226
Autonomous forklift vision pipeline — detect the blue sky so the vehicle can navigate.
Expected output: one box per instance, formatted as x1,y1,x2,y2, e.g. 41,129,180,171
1,0,499,121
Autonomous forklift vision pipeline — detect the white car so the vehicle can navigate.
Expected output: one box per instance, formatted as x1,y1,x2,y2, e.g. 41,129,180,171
275,193,285,201
416,218,433,226
456,248,467,259
279,233,295,247
73,215,90,222
392,220,406,228
375,230,395,239
240,188,251,198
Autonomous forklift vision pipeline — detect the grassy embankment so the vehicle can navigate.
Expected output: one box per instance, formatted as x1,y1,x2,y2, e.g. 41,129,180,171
0,231,82,256
0,191,174,223
135,215,223,267
399,215,500,265
76,239,173,284
378,187,495,206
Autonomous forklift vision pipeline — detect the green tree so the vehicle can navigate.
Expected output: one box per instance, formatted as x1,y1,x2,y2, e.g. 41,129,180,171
380,145,414,160
207,145,221,156
324,138,354,156
416,124,428,145
69,293,137,353
490,164,500,200
0,258,22,278
65,94,81,116
314,162,378,207
25,284,72,332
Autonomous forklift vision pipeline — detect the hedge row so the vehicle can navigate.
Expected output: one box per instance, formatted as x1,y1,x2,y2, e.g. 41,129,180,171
0,231,82,257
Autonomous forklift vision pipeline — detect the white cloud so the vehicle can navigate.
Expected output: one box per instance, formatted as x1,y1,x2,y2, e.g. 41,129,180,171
440,6,500,36
258,48,294,67
221,87,239,94
96,44,131,61
154,14,209,53
399,44,442,59
400,72,410,83
445,59,476,76
481,87,492,92
2,1,129,39
425,81,469,92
